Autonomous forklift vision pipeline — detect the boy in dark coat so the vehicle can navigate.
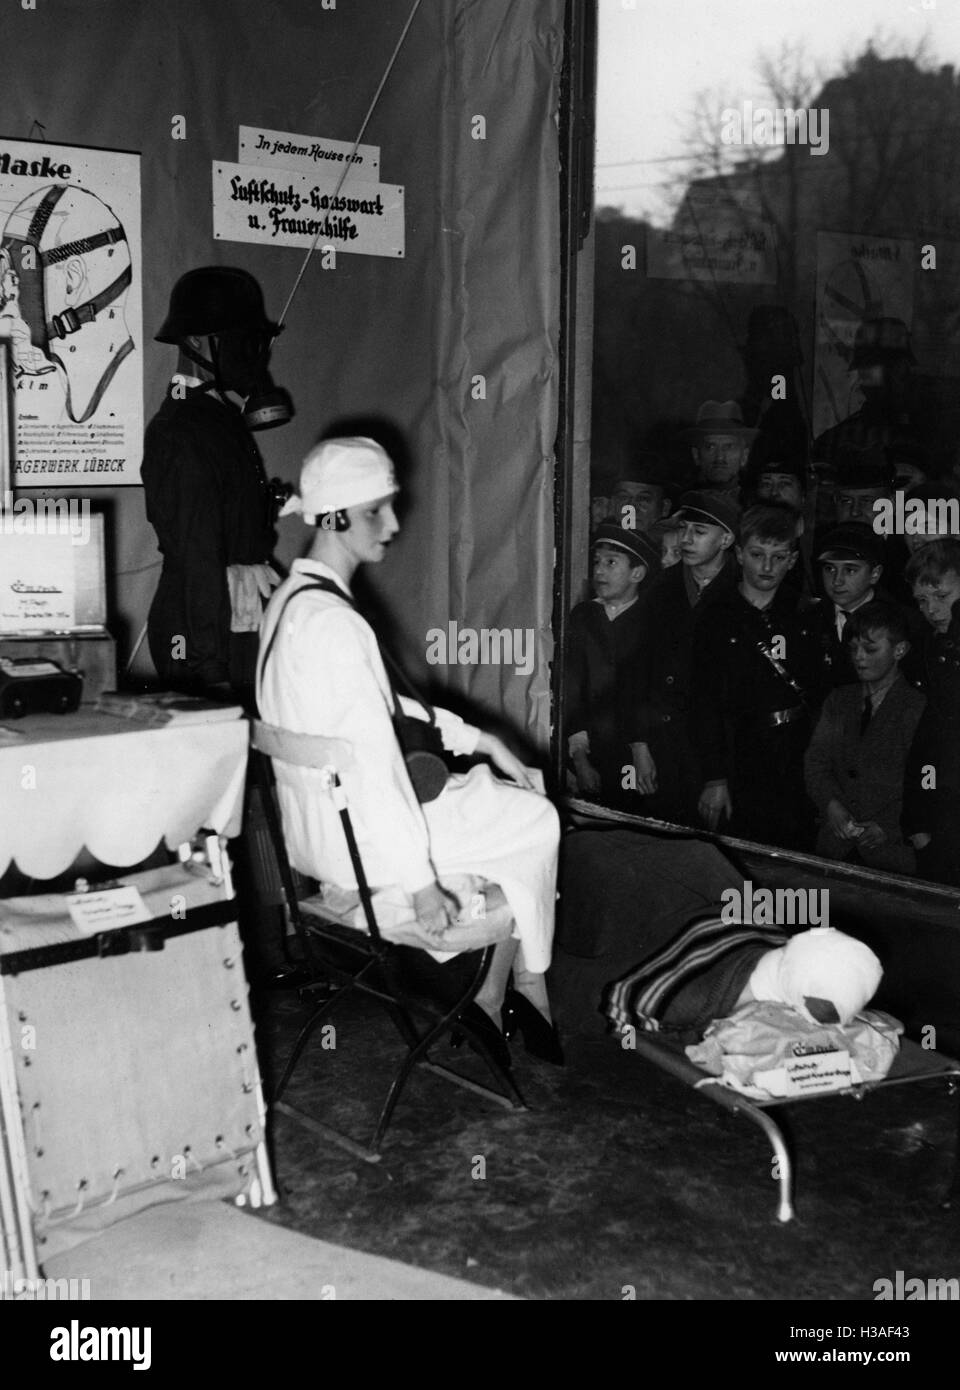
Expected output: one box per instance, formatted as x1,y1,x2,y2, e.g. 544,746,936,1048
807,523,898,687
566,523,660,805
689,502,827,850
621,491,740,825
805,602,925,873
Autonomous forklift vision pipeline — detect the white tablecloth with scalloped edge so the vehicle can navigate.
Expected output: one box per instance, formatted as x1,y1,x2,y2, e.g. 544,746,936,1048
0,711,248,880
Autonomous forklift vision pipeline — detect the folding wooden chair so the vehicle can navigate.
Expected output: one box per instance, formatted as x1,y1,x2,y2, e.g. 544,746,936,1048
248,720,527,1163
626,1029,960,1223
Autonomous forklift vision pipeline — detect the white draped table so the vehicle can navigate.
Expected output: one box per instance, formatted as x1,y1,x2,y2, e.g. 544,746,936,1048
0,710,248,880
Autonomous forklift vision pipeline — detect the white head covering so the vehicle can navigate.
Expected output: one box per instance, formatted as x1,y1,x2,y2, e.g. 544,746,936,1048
279,437,398,524
747,927,882,1026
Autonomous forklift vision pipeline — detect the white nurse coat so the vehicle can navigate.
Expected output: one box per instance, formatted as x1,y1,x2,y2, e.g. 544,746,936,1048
256,558,558,973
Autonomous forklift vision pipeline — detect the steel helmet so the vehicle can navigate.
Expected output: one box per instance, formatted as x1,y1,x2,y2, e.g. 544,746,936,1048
155,266,279,342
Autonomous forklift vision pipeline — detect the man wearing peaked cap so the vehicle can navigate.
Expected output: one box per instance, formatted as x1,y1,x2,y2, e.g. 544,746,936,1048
679,400,757,495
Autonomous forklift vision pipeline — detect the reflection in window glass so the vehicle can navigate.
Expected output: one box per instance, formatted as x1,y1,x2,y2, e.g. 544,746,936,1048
564,0,960,888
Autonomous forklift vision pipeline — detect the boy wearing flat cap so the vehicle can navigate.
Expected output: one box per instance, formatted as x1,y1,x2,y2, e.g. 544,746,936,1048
566,523,660,804
620,490,739,824
742,434,814,596
825,445,910,603
809,522,916,686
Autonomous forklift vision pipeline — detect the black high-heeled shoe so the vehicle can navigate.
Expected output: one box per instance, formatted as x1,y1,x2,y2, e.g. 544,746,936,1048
450,1003,512,1073
502,988,565,1066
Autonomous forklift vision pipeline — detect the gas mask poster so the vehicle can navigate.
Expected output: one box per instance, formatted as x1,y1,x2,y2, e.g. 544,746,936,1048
0,139,143,487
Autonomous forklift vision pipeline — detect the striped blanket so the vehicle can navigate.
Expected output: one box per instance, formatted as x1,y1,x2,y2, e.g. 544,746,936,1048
605,913,788,1038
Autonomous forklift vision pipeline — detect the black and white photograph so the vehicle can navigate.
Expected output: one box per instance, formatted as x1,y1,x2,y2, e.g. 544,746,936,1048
0,0,959,1351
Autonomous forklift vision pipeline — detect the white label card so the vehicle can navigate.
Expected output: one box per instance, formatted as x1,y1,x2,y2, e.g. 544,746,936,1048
755,1049,854,1097
66,885,153,936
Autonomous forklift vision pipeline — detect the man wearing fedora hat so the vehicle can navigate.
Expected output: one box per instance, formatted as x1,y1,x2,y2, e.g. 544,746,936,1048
621,490,739,824
566,522,660,804
680,400,758,496
609,451,678,535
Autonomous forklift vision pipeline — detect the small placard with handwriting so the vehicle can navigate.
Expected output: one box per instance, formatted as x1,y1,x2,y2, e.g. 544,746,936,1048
66,885,152,936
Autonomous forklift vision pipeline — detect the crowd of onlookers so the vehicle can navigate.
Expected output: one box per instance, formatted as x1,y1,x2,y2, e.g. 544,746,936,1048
565,313,960,887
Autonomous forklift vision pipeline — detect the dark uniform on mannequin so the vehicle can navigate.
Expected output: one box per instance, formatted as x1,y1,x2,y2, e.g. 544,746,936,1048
142,267,302,988
142,267,285,707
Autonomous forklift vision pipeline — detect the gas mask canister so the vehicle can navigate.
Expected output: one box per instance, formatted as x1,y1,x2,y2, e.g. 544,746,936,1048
242,349,294,431
204,329,293,431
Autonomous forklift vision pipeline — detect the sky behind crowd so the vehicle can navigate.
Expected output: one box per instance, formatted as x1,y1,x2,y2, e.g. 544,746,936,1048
596,0,960,224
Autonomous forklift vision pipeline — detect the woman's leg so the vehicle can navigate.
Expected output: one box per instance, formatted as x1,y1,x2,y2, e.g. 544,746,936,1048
473,937,518,1023
512,947,553,1021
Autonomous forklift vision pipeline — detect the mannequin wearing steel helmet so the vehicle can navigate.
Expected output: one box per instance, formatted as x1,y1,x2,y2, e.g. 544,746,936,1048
143,267,305,990
141,267,287,702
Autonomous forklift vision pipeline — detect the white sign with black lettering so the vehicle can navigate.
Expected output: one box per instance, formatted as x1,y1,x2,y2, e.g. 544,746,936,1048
238,126,380,182
213,162,404,259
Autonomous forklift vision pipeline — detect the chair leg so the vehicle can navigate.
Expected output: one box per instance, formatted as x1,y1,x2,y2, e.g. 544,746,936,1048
371,999,527,1151
275,939,529,1157
396,945,528,1108
273,1101,382,1165
272,951,388,1100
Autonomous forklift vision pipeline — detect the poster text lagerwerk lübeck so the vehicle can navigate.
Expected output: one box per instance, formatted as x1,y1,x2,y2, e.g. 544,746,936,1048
0,138,143,488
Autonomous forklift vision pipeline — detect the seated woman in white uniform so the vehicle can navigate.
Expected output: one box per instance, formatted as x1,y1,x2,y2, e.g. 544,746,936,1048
256,436,563,1066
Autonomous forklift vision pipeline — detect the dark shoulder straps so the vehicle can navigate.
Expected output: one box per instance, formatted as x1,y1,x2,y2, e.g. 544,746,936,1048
258,579,350,681
257,577,436,723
